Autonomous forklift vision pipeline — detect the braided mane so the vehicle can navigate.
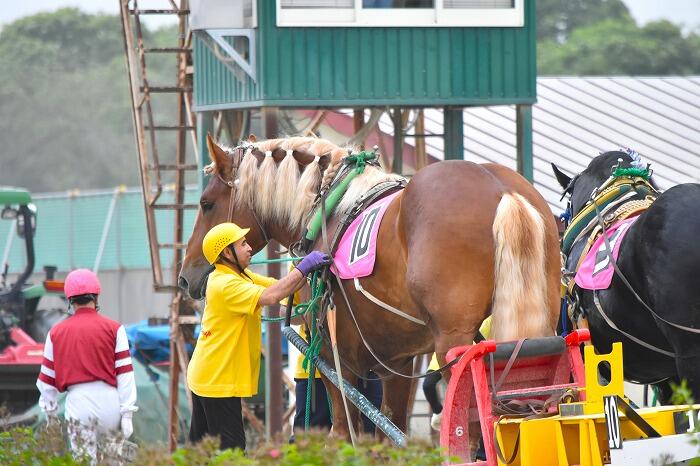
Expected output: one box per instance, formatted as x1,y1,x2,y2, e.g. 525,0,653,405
204,137,404,234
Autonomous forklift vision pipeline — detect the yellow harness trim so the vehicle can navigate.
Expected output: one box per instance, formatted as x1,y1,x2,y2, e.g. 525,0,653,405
562,176,658,335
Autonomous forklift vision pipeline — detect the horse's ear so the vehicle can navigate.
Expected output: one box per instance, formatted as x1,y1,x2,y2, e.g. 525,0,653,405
551,163,572,190
206,133,229,173
248,134,257,143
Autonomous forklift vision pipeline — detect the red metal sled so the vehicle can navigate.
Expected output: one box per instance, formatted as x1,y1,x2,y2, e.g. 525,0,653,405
440,329,590,465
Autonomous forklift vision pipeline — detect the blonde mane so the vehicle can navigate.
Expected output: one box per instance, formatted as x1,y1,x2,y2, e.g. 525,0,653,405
206,137,404,235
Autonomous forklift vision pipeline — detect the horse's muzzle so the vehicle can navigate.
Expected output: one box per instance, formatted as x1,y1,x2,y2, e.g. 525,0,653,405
178,263,212,300
178,275,189,292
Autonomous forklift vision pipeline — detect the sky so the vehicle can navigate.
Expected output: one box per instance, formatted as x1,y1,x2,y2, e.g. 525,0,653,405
1,0,699,30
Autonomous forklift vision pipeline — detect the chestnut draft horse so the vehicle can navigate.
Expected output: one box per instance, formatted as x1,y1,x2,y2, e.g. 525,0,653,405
179,135,561,442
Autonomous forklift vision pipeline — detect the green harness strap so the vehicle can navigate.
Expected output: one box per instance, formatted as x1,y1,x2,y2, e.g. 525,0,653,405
562,174,656,255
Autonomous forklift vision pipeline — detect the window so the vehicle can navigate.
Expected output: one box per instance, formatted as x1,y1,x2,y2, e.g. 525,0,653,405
277,0,523,27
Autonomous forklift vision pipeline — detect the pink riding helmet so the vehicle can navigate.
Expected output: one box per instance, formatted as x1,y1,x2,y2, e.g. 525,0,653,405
64,269,101,299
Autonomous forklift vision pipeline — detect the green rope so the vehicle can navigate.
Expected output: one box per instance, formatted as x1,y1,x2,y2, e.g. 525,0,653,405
343,150,378,174
260,304,308,322
613,166,650,179
250,256,301,265
304,367,314,429
301,271,327,430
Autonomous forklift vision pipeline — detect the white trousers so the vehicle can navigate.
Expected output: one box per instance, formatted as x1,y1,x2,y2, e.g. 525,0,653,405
65,381,121,462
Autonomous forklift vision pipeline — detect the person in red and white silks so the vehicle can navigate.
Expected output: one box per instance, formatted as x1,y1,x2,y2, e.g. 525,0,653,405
36,269,137,460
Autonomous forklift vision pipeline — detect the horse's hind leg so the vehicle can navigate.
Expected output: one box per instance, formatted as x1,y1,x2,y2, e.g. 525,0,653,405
651,378,680,406
674,352,700,403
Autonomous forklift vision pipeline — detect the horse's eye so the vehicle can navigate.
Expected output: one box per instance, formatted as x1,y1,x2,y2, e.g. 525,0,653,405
200,200,214,212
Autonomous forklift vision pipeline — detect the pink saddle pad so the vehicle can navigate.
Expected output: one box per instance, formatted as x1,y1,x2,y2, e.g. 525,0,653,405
333,191,402,280
575,216,639,290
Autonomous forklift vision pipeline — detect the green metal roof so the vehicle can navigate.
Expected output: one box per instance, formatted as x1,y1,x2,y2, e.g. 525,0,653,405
0,187,32,206
193,0,536,110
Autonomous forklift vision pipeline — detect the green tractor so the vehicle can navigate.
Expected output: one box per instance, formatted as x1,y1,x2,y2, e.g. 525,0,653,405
0,187,67,414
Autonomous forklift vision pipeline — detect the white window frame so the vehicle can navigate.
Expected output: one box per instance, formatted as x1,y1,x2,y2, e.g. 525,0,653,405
276,0,524,27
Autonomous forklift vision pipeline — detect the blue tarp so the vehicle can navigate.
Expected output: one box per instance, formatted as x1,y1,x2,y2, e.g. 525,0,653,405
125,320,198,365
125,320,288,366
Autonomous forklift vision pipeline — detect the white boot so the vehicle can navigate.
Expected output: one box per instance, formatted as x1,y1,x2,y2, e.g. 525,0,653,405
430,412,442,431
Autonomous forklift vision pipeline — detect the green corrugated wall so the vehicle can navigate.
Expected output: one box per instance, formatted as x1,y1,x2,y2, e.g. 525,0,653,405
194,0,536,110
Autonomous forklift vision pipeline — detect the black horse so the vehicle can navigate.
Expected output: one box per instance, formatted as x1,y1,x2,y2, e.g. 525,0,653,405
553,150,700,403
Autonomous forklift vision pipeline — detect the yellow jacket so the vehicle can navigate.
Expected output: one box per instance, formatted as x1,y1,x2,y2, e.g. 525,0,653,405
187,264,275,398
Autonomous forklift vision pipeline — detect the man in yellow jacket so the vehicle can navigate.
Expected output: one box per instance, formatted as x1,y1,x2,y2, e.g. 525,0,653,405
187,222,330,451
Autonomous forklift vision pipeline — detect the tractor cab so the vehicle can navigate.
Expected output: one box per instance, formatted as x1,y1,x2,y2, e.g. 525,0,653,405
0,187,66,413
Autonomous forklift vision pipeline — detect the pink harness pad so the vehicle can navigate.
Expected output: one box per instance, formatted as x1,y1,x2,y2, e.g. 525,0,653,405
575,216,639,290
333,191,402,280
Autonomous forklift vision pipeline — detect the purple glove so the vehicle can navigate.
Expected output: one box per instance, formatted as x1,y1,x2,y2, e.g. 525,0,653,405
296,251,332,276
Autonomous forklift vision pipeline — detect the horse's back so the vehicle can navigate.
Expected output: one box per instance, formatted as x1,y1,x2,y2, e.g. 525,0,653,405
629,183,700,315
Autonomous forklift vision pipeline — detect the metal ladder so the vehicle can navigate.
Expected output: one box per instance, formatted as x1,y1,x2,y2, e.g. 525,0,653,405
118,0,197,450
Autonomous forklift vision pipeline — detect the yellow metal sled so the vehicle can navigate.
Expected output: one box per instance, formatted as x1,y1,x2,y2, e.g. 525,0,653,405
493,344,699,465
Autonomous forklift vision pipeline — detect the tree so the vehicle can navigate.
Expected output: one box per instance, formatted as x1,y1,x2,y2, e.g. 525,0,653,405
538,19,700,75
536,0,631,42
0,9,179,192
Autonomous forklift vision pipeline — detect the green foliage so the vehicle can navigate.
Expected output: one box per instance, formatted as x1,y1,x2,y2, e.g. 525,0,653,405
536,0,631,42
0,8,178,192
0,423,89,466
668,380,700,466
670,379,695,406
536,0,700,75
0,426,450,466
538,18,700,75
132,433,451,466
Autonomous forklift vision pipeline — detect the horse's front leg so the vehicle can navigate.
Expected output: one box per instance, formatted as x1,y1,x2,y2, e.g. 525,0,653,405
376,364,414,443
320,372,360,441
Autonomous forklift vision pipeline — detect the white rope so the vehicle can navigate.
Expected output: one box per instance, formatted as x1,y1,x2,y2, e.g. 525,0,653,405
353,278,426,326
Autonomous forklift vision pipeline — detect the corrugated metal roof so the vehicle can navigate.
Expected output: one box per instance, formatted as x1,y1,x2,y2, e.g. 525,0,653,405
374,76,700,213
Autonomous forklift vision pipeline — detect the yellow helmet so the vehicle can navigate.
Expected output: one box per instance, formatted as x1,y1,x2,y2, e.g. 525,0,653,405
202,223,250,265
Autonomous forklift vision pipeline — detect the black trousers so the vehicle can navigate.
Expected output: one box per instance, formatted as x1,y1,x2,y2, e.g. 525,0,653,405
422,370,443,414
189,392,246,451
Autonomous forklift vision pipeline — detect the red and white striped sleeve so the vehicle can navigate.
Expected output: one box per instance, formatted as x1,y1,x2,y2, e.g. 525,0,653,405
36,331,59,413
115,325,137,415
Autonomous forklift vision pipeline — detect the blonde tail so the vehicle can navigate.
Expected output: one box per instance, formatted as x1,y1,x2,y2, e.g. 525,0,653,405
491,193,550,341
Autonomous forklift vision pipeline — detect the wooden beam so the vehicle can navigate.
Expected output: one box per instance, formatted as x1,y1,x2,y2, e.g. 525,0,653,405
197,112,214,192
302,110,327,136
415,109,427,170
263,107,284,439
391,109,403,174
353,109,365,149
